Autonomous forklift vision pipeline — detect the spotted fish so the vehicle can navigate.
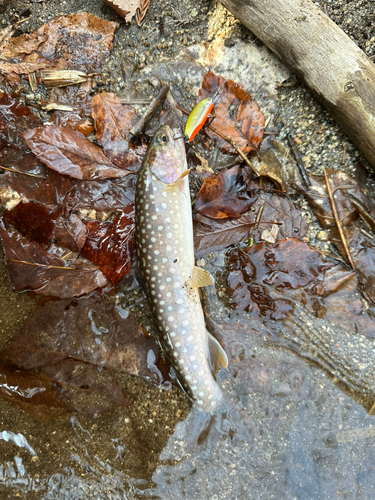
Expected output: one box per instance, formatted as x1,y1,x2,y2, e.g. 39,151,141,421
135,124,228,411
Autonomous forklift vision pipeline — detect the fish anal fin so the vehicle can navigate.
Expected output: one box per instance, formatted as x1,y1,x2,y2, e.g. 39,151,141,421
208,332,228,372
191,266,214,288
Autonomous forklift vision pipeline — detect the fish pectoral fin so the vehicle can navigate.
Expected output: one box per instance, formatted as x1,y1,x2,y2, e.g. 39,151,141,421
164,169,190,192
207,332,228,372
191,266,214,288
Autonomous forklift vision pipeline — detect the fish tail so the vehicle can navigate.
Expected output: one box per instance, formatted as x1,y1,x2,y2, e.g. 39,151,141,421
175,397,256,458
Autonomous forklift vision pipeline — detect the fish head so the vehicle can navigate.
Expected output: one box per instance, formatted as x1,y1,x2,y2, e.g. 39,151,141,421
147,125,187,185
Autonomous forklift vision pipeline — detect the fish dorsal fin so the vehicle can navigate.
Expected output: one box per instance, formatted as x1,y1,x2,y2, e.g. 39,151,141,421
191,266,214,288
207,332,228,372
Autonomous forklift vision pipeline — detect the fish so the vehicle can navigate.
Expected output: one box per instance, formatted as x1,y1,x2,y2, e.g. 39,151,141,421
135,124,228,411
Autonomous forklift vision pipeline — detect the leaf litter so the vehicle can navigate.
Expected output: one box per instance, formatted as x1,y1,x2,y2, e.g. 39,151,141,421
1,12,375,422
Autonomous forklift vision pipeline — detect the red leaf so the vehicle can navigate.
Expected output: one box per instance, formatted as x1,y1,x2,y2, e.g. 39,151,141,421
194,165,257,219
23,125,129,180
0,222,107,298
81,204,136,285
198,72,265,154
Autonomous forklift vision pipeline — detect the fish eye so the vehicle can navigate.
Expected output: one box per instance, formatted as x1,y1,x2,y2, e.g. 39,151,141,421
155,133,169,145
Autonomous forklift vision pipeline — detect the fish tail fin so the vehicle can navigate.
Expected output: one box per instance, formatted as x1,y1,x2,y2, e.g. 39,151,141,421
175,397,256,459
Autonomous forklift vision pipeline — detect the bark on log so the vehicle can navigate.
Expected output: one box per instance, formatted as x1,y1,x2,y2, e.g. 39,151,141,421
220,0,375,170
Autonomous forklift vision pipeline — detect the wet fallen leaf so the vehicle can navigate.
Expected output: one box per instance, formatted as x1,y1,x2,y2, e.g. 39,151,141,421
198,72,265,155
0,92,42,149
40,358,131,417
249,187,309,241
0,222,107,298
226,239,330,319
92,93,147,171
0,361,67,423
0,13,117,77
53,212,89,252
193,213,254,258
48,80,94,135
304,171,365,260
356,246,375,305
23,126,130,180
81,204,136,285
194,165,257,219
1,297,169,386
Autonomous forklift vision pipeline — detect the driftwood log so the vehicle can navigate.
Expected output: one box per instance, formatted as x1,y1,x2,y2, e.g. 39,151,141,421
220,0,375,170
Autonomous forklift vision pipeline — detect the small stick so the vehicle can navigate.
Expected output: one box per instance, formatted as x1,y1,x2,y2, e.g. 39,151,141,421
128,84,170,140
0,165,46,178
254,205,264,229
287,133,311,189
121,98,152,105
324,169,355,269
9,259,76,270
360,228,373,239
323,3,328,16
342,144,347,164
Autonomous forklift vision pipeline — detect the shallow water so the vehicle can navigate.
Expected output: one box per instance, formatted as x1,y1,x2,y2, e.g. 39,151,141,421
1,244,375,500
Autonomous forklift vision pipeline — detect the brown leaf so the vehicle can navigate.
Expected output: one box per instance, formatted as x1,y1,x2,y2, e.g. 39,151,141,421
0,92,42,149
1,297,169,386
304,171,364,260
194,165,257,219
48,80,94,135
23,126,130,180
102,0,139,23
40,358,131,417
193,213,255,258
198,72,264,155
226,239,330,318
81,204,136,285
92,93,147,171
0,223,107,298
0,361,66,422
356,246,375,305
249,186,309,241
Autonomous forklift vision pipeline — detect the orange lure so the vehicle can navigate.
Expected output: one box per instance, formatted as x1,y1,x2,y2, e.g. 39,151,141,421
184,97,214,142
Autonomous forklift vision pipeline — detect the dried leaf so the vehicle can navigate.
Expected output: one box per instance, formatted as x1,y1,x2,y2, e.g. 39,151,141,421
136,0,151,26
198,72,264,155
40,69,89,88
0,223,107,298
102,0,139,23
23,126,130,180
193,213,254,258
92,92,147,172
194,165,257,219
81,204,136,285
1,297,169,386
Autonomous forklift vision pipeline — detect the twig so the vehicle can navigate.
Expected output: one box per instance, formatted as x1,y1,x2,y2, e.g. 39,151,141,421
323,3,328,16
121,98,152,105
324,169,355,269
360,228,373,239
9,259,76,270
342,144,347,164
287,133,311,189
0,165,46,178
128,84,170,140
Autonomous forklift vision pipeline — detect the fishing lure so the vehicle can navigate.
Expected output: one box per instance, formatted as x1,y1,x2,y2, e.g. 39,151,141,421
184,89,221,142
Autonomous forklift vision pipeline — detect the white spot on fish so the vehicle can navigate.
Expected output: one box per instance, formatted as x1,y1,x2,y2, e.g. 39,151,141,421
169,267,176,274
161,203,167,209
162,258,168,264
167,306,173,311
147,224,152,229
160,285,165,290
167,232,172,238
186,375,191,381
151,237,156,243
166,245,172,251
152,215,157,220
166,277,171,282
145,204,149,209
179,308,185,314
158,226,163,230
189,356,196,361
150,194,155,199
198,400,204,406
176,299,183,305
160,300,165,305
165,217,171,223
162,192,167,198
154,250,160,255
153,265,158,270
170,332,176,337
182,320,189,327
166,292,172,298
167,316,174,322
